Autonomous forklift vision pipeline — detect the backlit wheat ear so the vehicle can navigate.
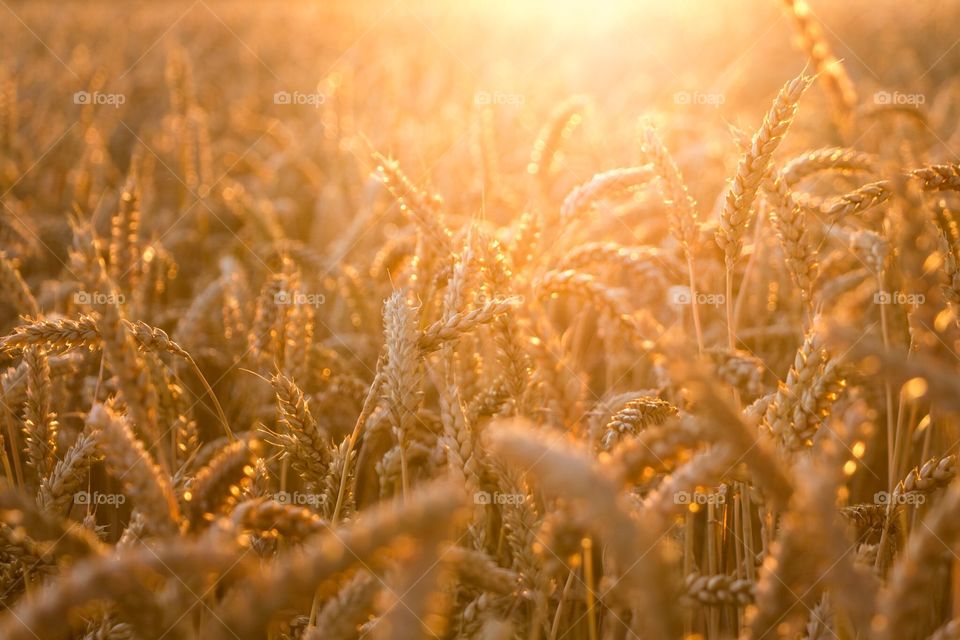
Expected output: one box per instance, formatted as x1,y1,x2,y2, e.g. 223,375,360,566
22,347,58,480
529,95,588,198
642,125,700,249
265,372,329,485
878,480,960,640
779,146,879,186
182,438,260,527
716,72,813,267
0,539,244,640
88,403,181,535
766,174,819,301
559,165,653,223
306,571,379,640
382,290,423,497
488,420,683,640
217,480,466,639
781,0,858,127
373,151,451,247
36,428,101,514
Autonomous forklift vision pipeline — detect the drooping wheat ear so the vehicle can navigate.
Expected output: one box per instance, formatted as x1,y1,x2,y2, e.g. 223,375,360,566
528,95,588,195
37,429,101,514
0,539,243,640
817,180,892,219
559,165,653,223
673,362,794,507
555,242,672,280
817,164,960,220
447,546,519,595
0,315,232,441
878,480,960,640
535,269,650,345
599,396,678,451
382,290,422,497
488,420,683,640
230,497,329,541
716,72,813,267
183,438,260,527
0,250,38,317
218,480,466,639
895,454,956,499
781,0,858,124
611,414,704,481
22,347,58,480
642,125,700,249
265,372,329,486
124,320,190,358
420,297,519,353
373,152,450,247
643,444,737,521
305,571,379,640
766,174,819,300
780,147,878,186
682,572,756,607
708,348,766,397
0,314,100,353
913,163,960,192
88,403,181,535
0,489,106,558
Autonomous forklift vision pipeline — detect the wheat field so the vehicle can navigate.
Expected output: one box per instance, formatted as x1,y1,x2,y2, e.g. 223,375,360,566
2,0,960,638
